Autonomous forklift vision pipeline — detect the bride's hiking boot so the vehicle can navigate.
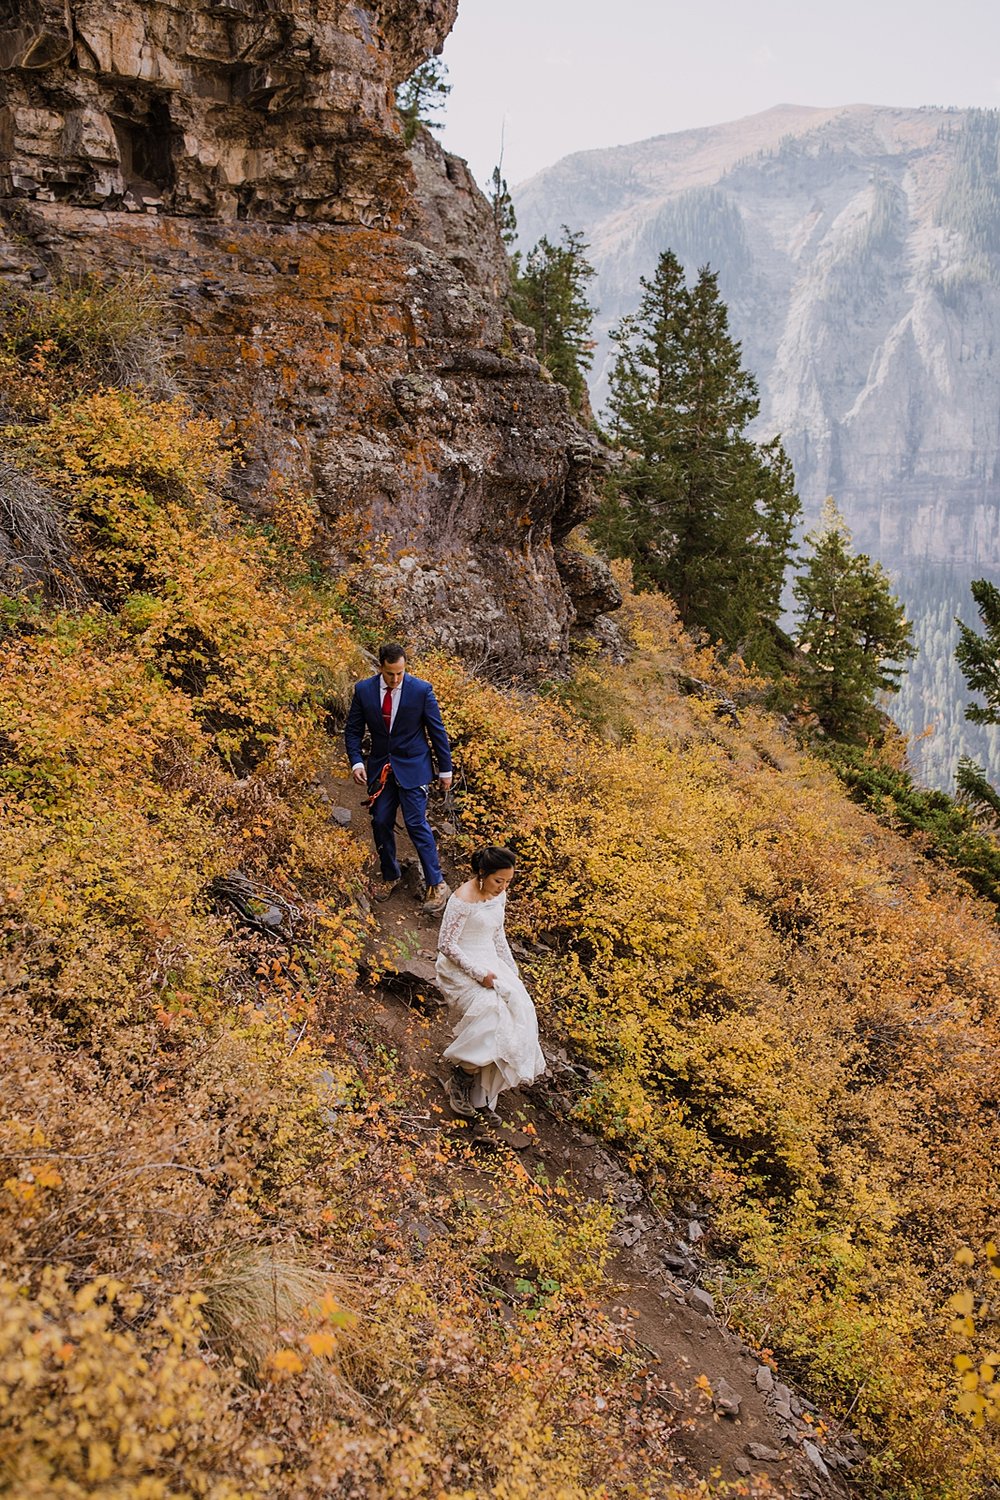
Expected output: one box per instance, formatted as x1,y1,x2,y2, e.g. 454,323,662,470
445,1067,477,1119
423,880,451,915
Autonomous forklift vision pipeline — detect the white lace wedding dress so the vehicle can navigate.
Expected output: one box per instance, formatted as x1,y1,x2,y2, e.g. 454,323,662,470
436,891,545,1110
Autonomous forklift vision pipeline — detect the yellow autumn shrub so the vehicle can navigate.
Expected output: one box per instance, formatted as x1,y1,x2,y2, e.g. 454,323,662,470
949,1242,1000,1491
17,390,359,769
0,1269,270,1499
430,584,1000,1495
0,362,725,1498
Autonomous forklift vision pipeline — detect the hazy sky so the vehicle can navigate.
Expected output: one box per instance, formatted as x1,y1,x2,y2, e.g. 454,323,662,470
438,0,1000,192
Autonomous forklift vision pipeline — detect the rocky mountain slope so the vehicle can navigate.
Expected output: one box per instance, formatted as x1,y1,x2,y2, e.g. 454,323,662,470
2,20,1000,1495
515,104,1000,783
0,0,619,675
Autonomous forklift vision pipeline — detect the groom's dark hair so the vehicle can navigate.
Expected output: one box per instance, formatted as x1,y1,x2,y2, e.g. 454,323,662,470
378,641,406,666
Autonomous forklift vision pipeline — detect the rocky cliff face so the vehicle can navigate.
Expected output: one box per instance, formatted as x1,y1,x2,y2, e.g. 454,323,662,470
0,1,616,671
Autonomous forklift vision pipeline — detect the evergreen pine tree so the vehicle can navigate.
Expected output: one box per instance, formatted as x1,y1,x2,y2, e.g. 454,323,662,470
592,251,800,666
793,499,915,740
510,227,596,411
954,578,1000,821
955,756,1000,824
488,165,518,249
956,578,1000,723
395,59,450,146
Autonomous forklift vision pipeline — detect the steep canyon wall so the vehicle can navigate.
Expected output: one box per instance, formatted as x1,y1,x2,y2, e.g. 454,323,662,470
517,104,1000,573
515,104,1000,781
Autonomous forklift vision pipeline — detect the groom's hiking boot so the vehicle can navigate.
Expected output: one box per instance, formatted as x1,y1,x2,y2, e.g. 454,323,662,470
445,1067,477,1119
423,880,451,915
373,876,402,902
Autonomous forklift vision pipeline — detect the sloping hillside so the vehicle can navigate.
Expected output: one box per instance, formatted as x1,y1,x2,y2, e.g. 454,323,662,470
0,329,998,1494
1,11,999,1497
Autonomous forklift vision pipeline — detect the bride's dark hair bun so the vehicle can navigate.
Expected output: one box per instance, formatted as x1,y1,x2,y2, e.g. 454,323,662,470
471,845,516,877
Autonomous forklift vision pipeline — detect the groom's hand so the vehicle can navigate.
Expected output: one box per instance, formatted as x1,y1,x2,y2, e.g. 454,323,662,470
352,766,367,785
439,772,453,788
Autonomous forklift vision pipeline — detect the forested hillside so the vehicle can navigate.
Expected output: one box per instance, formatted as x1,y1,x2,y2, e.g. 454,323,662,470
515,104,1000,790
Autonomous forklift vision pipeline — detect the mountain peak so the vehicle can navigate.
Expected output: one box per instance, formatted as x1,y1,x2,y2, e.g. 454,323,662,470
516,102,959,196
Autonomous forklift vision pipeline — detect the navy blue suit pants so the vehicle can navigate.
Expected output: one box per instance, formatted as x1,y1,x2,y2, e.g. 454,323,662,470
369,773,443,887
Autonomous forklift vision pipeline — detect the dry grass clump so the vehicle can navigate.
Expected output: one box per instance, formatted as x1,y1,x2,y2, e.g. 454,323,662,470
0,458,78,601
200,1244,359,1380
0,272,175,415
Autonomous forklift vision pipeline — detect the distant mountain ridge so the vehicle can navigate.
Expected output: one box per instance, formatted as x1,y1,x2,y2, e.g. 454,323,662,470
514,103,1000,787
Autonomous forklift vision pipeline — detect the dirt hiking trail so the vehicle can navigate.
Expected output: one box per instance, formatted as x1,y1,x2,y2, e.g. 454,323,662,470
320,770,865,1498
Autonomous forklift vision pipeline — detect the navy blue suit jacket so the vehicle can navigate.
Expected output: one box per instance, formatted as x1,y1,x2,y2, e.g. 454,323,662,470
344,673,453,790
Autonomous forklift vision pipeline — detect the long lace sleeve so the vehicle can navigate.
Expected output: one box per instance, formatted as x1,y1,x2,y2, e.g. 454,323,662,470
437,899,492,984
493,895,519,974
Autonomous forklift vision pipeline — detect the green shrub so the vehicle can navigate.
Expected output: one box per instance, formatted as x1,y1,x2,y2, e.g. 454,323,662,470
830,743,1000,912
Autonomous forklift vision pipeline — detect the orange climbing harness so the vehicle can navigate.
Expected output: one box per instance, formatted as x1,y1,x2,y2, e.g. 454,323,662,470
364,762,392,808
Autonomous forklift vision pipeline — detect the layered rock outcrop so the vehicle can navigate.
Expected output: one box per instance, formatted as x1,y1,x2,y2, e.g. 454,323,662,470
1,0,455,220
0,1,615,671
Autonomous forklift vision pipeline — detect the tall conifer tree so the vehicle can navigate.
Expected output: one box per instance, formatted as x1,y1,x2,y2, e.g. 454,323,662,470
793,500,915,740
593,251,800,666
955,578,1000,820
395,59,450,145
511,228,596,412
956,578,1000,724
488,165,518,248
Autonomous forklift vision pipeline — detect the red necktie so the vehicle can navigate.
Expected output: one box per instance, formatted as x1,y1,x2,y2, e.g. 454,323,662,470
382,688,392,734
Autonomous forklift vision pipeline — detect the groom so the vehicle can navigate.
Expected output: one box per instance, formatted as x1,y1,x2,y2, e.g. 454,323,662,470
345,642,453,913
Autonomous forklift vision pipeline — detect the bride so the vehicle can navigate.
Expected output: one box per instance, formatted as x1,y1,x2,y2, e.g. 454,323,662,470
435,845,545,1121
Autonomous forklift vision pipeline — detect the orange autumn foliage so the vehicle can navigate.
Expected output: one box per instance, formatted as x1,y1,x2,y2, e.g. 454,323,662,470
2,278,998,1497
431,583,1000,1495
0,366,713,1498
